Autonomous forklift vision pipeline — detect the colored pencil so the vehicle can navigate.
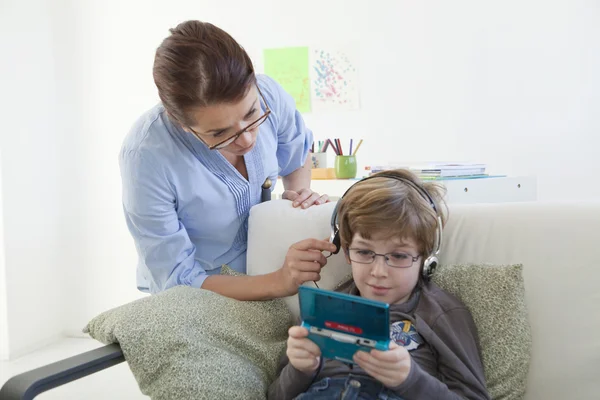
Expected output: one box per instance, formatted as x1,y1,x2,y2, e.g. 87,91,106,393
352,139,363,156
327,139,337,155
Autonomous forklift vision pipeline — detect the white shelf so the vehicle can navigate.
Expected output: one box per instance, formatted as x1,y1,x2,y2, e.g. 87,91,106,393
273,176,537,204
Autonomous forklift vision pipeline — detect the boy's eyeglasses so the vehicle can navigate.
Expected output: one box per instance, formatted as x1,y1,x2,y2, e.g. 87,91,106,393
189,86,271,150
347,248,420,268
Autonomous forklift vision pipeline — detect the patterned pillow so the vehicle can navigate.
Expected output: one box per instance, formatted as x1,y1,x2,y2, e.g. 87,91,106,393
432,263,532,400
83,266,293,400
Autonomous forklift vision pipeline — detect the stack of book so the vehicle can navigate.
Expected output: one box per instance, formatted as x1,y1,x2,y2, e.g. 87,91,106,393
409,162,487,180
369,162,489,180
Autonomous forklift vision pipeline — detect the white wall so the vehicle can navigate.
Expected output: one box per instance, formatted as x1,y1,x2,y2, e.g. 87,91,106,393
1,0,599,349
64,0,600,332
0,150,9,360
0,0,71,358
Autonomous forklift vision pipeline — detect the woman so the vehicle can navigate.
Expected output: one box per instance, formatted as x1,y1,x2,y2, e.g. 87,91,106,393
119,20,333,299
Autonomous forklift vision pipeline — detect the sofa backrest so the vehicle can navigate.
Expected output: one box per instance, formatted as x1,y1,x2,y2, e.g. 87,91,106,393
247,200,600,400
439,201,600,400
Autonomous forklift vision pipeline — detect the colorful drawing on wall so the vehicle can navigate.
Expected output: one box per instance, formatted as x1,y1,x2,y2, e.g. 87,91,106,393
263,47,311,113
310,48,359,111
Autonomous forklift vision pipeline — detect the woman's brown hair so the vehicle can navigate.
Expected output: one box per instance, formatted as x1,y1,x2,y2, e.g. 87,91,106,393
337,169,448,259
153,20,256,126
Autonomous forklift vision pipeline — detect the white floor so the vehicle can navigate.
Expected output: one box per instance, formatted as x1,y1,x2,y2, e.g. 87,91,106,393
0,338,148,399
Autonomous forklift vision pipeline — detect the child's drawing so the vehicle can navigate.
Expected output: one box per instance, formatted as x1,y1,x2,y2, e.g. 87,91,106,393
310,48,359,111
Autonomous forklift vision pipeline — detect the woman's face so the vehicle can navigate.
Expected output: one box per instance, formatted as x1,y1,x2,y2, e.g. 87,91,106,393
186,86,264,156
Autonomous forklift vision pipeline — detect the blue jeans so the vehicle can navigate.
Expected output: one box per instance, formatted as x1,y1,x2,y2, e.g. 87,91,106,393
293,375,404,400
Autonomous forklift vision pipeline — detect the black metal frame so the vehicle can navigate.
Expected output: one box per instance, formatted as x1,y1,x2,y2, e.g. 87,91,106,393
0,344,125,400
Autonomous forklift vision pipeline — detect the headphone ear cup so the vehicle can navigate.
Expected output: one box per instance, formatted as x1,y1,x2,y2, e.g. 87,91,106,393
331,231,341,255
329,201,342,255
422,256,438,280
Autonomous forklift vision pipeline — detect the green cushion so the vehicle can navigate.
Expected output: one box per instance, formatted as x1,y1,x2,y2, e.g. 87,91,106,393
83,266,293,400
432,263,532,400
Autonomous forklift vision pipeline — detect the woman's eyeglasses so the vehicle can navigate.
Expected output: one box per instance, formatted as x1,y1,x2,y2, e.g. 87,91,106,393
189,86,271,150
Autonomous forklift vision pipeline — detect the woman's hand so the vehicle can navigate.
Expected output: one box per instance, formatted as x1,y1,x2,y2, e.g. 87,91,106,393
353,341,411,388
277,238,336,297
282,188,329,209
287,326,322,374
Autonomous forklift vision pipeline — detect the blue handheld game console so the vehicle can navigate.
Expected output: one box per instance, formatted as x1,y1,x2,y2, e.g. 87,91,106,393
298,286,391,364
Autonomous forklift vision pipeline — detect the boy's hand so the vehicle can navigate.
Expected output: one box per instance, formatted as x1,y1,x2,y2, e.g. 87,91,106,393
277,238,336,297
353,341,411,388
287,326,322,374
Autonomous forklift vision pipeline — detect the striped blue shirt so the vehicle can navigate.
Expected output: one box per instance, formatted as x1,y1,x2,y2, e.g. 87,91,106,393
119,75,313,293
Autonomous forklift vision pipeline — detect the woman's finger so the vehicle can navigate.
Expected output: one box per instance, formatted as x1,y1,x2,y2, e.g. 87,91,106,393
288,259,324,273
313,194,329,205
299,191,321,209
292,239,337,255
292,188,316,207
295,249,327,264
282,190,300,202
311,251,328,266
296,271,322,284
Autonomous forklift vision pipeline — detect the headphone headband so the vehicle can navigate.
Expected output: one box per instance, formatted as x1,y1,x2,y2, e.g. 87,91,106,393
329,173,443,280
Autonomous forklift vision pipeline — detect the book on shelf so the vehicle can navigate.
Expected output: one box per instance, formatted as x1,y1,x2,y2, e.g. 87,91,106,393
369,162,488,179
410,162,486,177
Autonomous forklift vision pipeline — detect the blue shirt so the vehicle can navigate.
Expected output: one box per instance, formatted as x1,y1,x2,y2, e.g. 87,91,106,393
119,75,313,293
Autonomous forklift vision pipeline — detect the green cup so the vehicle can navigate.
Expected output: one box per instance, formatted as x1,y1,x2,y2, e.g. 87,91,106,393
335,155,357,179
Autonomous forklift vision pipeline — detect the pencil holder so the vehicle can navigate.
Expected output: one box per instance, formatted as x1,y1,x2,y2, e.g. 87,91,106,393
311,152,328,169
335,155,357,179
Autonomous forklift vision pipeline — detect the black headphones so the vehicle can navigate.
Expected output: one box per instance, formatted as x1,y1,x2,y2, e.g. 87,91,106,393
329,173,443,280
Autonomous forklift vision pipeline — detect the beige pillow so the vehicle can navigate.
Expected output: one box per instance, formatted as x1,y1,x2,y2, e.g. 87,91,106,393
83,266,293,400
432,263,532,400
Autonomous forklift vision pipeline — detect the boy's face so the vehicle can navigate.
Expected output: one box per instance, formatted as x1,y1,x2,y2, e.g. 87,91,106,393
346,232,421,305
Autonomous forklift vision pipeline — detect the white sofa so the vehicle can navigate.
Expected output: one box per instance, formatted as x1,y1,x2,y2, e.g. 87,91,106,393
247,200,600,400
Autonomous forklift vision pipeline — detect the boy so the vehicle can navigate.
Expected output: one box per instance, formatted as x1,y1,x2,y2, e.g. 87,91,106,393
268,169,490,400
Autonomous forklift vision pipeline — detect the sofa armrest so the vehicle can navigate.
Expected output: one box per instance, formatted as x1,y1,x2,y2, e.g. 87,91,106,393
0,343,125,400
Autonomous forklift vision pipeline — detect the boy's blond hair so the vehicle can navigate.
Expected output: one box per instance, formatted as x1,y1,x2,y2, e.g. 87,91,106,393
337,169,447,263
